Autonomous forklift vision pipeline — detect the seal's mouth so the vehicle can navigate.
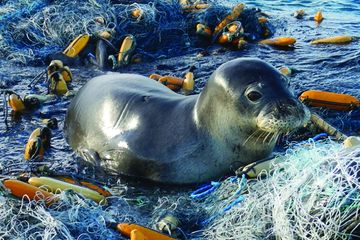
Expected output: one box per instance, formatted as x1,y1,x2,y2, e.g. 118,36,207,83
256,100,311,134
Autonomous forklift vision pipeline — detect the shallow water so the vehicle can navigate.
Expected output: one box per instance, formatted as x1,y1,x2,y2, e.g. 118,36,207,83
0,0,360,239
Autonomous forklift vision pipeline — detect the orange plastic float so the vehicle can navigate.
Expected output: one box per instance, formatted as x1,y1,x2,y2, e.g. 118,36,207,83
130,229,147,240
117,223,176,240
196,23,212,38
149,73,162,81
131,8,143,18
213,3,245,35
299,90,360,111
158,76,184,91
3,179,55,205
310,36,353,44
314,11,323,23
259,37,296,46
150,72,195,93
182,3,209,12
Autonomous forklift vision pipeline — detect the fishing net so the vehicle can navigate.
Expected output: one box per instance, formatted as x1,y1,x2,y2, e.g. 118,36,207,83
0,0,273,65
199,139,360,239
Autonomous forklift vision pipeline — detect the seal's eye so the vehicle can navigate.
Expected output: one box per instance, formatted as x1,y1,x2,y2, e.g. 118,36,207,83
247,91,262,102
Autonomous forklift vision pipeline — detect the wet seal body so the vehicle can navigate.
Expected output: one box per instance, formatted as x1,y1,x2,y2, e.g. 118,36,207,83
64,58,310,184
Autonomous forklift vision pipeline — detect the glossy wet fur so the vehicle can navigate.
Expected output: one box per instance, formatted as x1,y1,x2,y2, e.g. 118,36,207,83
64,58,309,184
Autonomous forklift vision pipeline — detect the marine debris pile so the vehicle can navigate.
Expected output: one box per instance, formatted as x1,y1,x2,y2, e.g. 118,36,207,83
0,0,360,239
0,0,272,64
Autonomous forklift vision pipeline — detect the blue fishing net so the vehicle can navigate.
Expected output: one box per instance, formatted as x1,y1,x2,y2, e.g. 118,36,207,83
0,0,273,65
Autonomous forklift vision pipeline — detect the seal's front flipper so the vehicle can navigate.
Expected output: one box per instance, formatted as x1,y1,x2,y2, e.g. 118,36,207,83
77,149,105,176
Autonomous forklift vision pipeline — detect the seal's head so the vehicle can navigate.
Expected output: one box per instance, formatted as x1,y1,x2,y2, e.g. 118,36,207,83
195,58,310,146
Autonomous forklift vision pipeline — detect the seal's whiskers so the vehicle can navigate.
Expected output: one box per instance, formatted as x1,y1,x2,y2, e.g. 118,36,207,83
269,132,280,145
263,132,273,144
255,131,267,145
242,129,261,146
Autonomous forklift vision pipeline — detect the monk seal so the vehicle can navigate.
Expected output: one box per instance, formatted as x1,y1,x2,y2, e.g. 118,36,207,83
64,58,310,184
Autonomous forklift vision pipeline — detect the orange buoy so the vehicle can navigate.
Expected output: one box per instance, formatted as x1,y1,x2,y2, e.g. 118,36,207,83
117,223,176,240
259,37,296,46
182,3,209,12
214,3,245,35
310,36,353,45
130,229,146,240
218,34,229,44
3,179,55,205
299,90,360,111
132,8,142,18
258,17,268,24
196,23,212,37
158,76,184,87
149,73,162,81
314,11,323,23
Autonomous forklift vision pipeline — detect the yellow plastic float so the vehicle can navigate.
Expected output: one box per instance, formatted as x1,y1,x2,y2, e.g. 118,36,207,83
28,177,107,204
48,72,68,95
310,36,353,44
63,34,90,58
183,72,195,94
299,90,360,111
8,93,26,112
279,66,293,76
24,127,52,160
24,135,44,161
117,35,135,65
259,37,296,46
55,176,112,197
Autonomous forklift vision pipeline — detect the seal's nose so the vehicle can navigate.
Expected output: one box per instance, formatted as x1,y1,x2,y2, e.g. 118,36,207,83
274,99,310,125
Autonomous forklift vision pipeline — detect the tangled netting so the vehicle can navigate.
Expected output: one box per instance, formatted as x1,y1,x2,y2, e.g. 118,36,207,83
199,140,360,239
1,139,360,239
0,0,272,65
0,179,147,240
